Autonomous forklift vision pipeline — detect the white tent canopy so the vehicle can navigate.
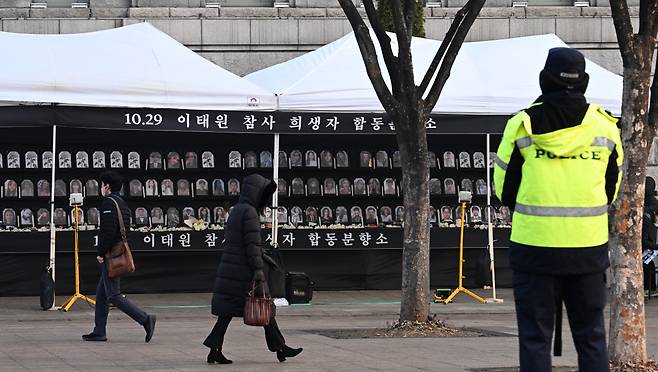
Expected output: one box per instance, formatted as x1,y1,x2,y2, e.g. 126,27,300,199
0,23,276,111
246,33,622,116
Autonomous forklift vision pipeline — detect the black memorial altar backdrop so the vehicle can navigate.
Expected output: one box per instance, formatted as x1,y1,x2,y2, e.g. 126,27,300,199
0,228,511,296
0,120,508,296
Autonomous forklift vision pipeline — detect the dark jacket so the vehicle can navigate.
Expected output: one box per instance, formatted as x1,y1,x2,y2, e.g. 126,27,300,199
504,91,621,275
211,174,276,317
643,178,658,251
98,193,131,257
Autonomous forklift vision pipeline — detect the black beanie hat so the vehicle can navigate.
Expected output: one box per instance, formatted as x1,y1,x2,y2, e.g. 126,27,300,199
539,47,589,94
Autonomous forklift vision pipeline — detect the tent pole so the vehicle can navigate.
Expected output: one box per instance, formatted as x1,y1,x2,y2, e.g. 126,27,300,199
272,133,280,248
49,125,57,309
486,133,501,303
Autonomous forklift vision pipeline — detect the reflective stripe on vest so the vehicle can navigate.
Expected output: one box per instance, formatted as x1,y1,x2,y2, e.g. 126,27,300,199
591,136,616,151
516,136,534,149
493,154,508,170
515,203,608,217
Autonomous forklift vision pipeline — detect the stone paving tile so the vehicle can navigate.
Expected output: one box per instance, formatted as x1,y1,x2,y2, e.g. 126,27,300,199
0,290,655,371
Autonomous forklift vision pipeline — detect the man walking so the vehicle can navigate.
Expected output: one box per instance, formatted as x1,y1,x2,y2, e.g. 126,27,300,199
83,171,156,342
493,48,623,372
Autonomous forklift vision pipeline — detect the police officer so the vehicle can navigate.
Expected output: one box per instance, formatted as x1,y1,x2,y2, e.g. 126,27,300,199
494,48,623,372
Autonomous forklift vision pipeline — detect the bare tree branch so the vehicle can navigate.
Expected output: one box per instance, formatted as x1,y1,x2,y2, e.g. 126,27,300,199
362,0,401,93
637,0,658,38
648,41,658,132
610,0,636,66
403,0,417,41
423,0,485,115
338,0,399,113
417,4,469,97
390,0,416,101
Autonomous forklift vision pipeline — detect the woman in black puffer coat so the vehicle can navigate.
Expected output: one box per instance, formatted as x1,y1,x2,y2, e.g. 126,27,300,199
203,174,302,364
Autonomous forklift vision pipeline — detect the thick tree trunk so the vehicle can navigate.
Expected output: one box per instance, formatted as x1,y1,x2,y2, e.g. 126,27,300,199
397,109,431,322
608,67,651,363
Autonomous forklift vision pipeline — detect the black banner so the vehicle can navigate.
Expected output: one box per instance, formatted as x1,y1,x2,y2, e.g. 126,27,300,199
0,227,510,254
0,106,507,135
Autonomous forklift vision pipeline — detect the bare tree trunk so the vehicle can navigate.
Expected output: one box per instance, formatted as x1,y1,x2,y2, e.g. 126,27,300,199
608,67,652,363
397,109,431,322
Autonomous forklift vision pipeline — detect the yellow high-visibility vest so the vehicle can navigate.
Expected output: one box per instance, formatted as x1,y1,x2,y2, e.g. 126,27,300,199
493,103,623,247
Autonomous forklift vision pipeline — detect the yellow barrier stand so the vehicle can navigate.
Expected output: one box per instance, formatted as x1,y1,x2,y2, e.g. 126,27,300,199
61,203,96,312
444,201,486,305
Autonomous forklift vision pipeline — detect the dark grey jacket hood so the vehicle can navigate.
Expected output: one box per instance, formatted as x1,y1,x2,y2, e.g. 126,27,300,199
239,174,277,210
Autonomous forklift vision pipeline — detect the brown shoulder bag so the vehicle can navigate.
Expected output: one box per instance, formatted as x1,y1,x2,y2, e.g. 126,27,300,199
104,197,135,278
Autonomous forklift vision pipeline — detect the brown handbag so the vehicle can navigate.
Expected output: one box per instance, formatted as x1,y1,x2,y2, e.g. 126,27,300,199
243,281,273,327
104,197,135,278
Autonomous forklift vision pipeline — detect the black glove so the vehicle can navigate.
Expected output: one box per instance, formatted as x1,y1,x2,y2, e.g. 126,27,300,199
253,270,266,283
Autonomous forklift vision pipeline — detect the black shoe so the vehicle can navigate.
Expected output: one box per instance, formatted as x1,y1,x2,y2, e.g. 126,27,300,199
82,333,107,342
276,346,303,362
207,348,232,364
144,315,156,343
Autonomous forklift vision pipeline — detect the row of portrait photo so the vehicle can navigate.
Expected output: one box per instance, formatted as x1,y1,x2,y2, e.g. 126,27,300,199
0,149,493,171
0,176,491,199
0,150,216,170
0,204,512,230
232,149,492,169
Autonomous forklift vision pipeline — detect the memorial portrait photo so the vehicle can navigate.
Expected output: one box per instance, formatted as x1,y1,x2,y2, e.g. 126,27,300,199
229,151,242,168
167,152,181,169
336,150,349,168
202,151,215,168
151,207,164,225
145,179,158,197
129,179,143,197
185,152,198,169
42,152,53,169
338,178,352,196
93,151,105,168
324,178,336,195
148,152,163,169
7,151,19,169
227,179,240,196
290,150,303,167
161,179,174,196
4,180,18,198
25,151,38,169
196,179,209,196
37,208,50,226
305,150,318,167
135,208,149,225
59,151,72,169
54,180,67,197
177,179,191,196
307,178,321,196
128,151,141,169
244,151,257,169
87,208,99,226
350,206,363,225
290,206,303,225
320,150,333,168
37,180,50,197
260,151,272,168
212,179,225,196
110,151,123,168
20,208,33,227
3,208,17,226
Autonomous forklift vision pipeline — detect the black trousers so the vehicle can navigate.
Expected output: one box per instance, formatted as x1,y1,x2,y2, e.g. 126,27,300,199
512,270,609,372
203,316,286,352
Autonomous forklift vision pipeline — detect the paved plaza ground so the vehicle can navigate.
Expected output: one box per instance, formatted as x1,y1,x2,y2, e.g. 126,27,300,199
0,289,656,372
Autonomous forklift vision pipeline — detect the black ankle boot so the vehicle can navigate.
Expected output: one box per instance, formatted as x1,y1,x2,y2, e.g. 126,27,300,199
276,345,303,362
207,348,232,364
